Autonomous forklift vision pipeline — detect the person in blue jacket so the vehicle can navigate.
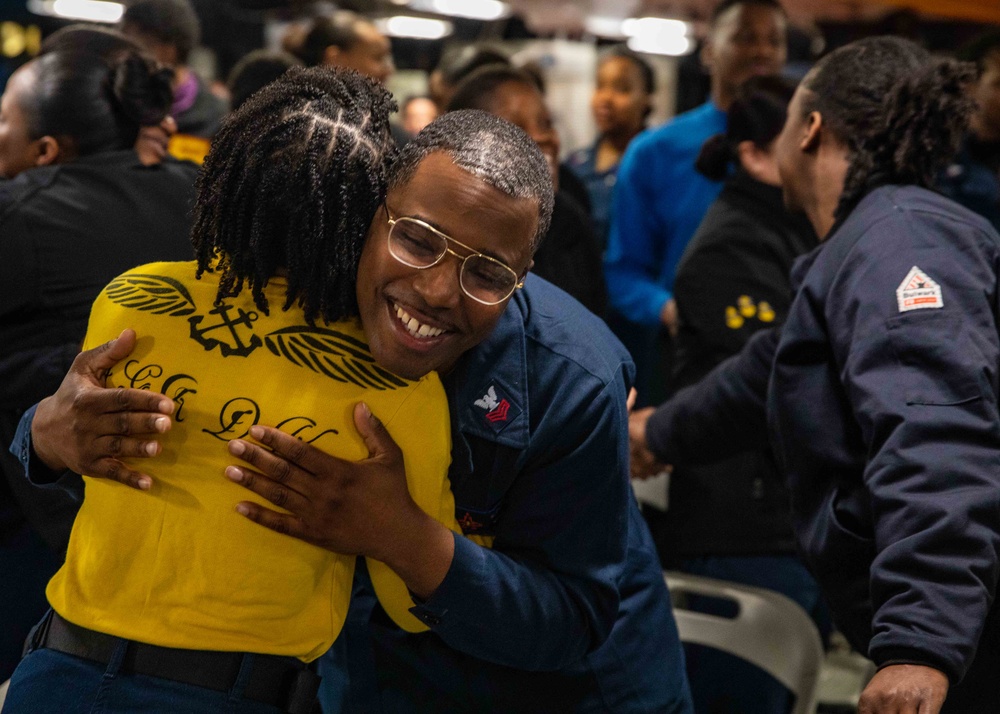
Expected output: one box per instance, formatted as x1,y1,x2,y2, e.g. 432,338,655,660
632,37,1000,713
16,111,692,713
604,0,787,402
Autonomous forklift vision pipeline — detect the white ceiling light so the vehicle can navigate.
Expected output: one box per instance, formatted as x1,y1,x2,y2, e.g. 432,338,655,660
583,15,626,38
627,34,691,56
27,0,124,23
377,15,453,40
407,0,511,22
622,17,693,56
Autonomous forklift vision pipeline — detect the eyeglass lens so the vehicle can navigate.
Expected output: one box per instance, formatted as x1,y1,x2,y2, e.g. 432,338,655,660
388,218,516,303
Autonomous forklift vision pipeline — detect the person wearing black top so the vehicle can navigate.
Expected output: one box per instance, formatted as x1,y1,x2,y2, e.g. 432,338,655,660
637,76,820,714
447,65,607,316
0,30,197,679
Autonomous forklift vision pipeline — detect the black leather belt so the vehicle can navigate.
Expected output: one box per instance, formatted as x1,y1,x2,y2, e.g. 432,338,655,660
31,611,320,714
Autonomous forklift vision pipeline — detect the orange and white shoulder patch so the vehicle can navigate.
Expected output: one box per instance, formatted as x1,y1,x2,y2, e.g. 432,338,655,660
896,266,943,313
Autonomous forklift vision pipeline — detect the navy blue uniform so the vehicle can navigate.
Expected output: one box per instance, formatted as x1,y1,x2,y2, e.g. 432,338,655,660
649,186,1000,710
327,275,691,712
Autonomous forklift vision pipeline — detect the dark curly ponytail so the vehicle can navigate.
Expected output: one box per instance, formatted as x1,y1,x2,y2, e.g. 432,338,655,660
800,36,975,221
696,74,795,181
111,52,175,127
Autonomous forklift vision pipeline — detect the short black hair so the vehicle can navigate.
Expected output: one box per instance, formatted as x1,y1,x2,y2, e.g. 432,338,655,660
390,110,554,252
597,45,656,95
122,0,201,64
192,67,397,325
435,45,510,86
298,11,368,67
227,49,302,112
446,65,539,114
801,36,975,221
711,0,784,23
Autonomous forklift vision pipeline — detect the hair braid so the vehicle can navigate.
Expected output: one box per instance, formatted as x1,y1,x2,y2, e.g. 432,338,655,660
192,66,397,325
800,37,975,222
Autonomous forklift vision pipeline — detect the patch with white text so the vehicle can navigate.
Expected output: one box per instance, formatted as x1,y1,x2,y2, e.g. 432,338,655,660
896,266,943,313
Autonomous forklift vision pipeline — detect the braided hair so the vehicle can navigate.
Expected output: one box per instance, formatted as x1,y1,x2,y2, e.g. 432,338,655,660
800,36,976,221
192,66,397,325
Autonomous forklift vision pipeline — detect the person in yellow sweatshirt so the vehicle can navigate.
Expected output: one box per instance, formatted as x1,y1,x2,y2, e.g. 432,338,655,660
3,66,458,714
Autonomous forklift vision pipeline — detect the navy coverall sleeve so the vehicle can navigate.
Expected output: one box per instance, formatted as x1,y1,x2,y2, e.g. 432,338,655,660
646,326,777,466
830,213,1000,682
409,370,630,670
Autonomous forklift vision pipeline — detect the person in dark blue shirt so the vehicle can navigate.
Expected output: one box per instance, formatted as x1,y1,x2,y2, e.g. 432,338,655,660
16,111,692,712
633,37,999,713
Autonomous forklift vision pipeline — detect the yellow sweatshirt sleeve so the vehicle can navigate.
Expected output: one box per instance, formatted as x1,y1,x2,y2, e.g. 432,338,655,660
365,373,457,633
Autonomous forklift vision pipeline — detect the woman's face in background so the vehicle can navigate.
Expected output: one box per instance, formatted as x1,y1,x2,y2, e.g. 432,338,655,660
591,56,650,138
0,63,42,179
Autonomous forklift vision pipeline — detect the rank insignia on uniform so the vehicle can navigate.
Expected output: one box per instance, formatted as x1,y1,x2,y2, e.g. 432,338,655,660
474,385,511,423
896,266,943,312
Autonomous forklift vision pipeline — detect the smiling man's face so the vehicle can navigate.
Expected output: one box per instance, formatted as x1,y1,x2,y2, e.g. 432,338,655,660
355,151,538,380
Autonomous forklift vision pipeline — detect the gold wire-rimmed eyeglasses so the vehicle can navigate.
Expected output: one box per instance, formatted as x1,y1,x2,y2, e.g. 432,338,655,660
384,206,524,306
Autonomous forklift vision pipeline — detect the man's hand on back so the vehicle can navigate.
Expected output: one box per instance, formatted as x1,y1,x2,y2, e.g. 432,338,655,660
31,328,174,490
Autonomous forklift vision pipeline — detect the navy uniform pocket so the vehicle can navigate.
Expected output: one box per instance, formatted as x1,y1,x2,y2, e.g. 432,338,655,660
887,312,983,406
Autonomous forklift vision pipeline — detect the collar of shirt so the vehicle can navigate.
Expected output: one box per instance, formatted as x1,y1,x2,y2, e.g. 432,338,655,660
442,296,530,451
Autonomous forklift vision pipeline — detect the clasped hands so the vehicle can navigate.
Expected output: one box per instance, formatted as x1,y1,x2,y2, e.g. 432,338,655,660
627,394,672,480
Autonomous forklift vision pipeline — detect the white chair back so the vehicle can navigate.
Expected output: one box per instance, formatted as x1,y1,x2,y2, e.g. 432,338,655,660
665,570,824,714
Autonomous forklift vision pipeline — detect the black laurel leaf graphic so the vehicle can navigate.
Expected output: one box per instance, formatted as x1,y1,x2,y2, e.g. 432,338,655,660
264,327,410,390
105,274,197,317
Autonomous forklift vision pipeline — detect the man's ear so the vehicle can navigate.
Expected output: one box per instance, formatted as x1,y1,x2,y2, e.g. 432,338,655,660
322,45,343,67
33,136,61,167
801,111,823,152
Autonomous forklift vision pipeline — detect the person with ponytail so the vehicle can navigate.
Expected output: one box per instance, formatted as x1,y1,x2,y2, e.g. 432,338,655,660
631,36,1000,712
643,75,821,713
0,28,197,680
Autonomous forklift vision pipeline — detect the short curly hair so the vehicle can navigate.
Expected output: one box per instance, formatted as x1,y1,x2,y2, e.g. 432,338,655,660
122,0,201,64
389,110,554,252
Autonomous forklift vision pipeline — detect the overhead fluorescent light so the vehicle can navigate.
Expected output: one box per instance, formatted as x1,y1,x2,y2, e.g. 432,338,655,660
627,34,692,56
377,15,453,40
622,17,693,56
622,17,689,39
406,0,511,22
584,16,625,38
27,0,124,23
